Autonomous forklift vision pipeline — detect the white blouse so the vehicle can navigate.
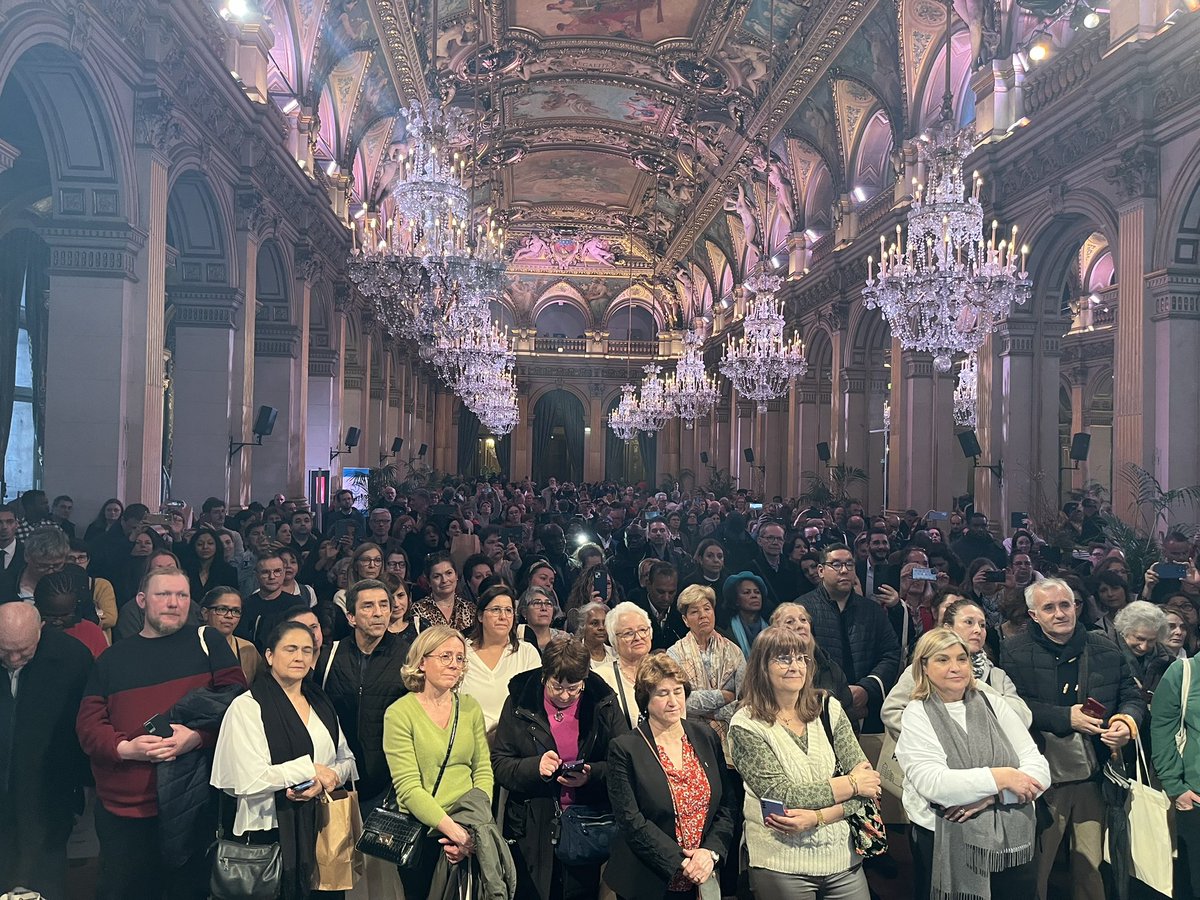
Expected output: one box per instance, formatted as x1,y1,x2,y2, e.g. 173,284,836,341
460,641,542,732
597,659,640,728
895,695,1051,832
211,691,359,835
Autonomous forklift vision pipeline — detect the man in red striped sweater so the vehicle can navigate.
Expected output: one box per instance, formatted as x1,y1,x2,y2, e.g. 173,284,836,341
77,566,247,899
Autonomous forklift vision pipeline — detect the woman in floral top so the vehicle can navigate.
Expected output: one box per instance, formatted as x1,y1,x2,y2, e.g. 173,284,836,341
605,654,737,900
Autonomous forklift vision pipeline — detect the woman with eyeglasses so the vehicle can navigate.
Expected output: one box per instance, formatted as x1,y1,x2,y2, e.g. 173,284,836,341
329,542,385,641
599,601,654,728
493,639,629,900
728,626,880,900
460,584,543,739
605,653,737,900
383,624,514,898
201,586,262,683
519,584,569,653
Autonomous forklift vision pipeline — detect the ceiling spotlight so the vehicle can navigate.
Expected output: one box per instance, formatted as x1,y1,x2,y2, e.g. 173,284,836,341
852,186,867,202
326,159,339,176
1029,42,1049,61
1083,11,1101,28
223,0,250,18
281,98,300,114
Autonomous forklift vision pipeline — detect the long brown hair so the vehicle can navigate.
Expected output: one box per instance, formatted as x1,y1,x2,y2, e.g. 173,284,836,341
741,626,824,724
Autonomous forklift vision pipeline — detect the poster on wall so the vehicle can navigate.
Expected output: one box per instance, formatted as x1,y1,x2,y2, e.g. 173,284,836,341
342,467,370,509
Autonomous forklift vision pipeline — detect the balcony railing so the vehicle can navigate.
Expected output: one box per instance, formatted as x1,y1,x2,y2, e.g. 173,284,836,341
608,339,658,356
533,336,587,353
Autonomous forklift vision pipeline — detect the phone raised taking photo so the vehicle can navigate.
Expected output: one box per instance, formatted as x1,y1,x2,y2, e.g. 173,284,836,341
1010,511,1028,530
501,526,524,546
592,569,609,601
982,569,1008,583
1158,563,1188,580
760,798,787,820
749,502,764,511
927,511,950,521
143,713,173,738
912,566,938,582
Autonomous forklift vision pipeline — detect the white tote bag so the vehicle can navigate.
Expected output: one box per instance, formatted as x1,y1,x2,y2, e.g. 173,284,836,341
1105,735,1173,896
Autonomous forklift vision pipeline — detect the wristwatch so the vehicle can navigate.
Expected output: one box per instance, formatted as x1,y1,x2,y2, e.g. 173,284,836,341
709,850,720,864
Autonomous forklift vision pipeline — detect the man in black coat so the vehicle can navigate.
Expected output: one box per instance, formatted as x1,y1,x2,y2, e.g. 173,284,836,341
0,602,93,897
1001,577,1145,900
315,578,407,805
950,512,1008,569
744,519,801,615
797,543,901,731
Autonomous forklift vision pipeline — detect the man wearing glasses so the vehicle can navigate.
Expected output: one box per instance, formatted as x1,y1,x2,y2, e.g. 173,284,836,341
797,544,900,731
746,519,800,615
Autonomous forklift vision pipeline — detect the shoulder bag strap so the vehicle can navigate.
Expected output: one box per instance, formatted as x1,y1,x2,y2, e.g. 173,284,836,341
430,695,460,796
1179,657,1192,756
321,640,341,690
817,694,845,775
613,661,632,723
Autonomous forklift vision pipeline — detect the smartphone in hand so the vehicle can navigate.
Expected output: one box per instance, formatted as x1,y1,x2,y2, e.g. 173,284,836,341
760,798,787,820
1080,697,1108,719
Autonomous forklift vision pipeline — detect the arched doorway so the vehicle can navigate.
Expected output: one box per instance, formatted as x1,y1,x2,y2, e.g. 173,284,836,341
604,396,656,486
532,390,585,483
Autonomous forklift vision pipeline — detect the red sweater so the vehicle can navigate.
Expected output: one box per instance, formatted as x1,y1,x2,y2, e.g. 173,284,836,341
66,620,109,658
76,625,246,817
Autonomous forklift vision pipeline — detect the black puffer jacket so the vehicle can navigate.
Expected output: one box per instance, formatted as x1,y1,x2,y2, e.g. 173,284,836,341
316,632,408,802
492,668,628,899
1001,623,1145,762
797,586,901,713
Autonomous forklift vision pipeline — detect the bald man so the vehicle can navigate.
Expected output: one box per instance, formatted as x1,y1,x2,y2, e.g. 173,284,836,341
0,602,93,897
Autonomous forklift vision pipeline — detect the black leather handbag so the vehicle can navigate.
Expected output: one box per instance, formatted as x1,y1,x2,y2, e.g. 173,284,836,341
553,802,616,866
209,795,283,900
356,696,459,869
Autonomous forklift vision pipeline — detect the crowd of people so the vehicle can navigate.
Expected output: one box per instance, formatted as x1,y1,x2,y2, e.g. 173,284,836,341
0,479,1199,900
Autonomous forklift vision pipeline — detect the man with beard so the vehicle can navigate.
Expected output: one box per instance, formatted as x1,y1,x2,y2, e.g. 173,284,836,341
856,527,899,597
77,567,246,898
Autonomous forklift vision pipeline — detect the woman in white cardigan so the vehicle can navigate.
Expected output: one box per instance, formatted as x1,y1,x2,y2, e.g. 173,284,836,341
881,598,1030,740
211,620,358,899
728,626,882,900
895,628,1049,900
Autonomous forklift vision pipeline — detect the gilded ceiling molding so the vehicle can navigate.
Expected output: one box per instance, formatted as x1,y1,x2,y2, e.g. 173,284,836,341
369,0,431,104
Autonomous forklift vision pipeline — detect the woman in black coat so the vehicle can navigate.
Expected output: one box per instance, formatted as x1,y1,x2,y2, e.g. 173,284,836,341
492,641,629,900
605,654,737,900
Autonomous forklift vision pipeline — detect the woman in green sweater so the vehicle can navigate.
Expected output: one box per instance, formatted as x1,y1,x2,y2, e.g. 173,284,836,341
383,624,493,896
1150,655,1200,900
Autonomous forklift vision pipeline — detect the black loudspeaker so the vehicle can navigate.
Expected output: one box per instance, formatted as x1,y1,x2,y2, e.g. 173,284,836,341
743,448,755,464
816,442,831,462
391,437,405,454
418,443,428,457
1069,432,1091,462
252,405,277,437
957,430,982,459
699,451,709,465
344,427,361,449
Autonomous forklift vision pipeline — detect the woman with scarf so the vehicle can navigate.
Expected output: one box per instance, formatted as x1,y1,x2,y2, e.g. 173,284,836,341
667,585,745,740
894,629,1049,900
212,620,357,898
882,599,1030,741
720,572,770,659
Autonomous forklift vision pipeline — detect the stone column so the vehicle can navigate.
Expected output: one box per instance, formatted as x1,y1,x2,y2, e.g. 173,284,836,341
285,254,316,496
1148,270,1200,517
763,401,788,499
40,221,155,514
1108,147,1159,516
250,323,301,497
895,352,959,510
586,386,605,482
306,346,339,482
735,400,754,492
340,334,365,480
1067,362,1091,496
228,198,263,506
714,400,733,483
836,366,870,481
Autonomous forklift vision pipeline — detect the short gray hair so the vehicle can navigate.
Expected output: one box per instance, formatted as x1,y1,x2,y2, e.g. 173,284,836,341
24,526,69,563
606,601,650,648
1114,600,1168,641
1025,576,1073,611
518,584,561,618
569,600,609,635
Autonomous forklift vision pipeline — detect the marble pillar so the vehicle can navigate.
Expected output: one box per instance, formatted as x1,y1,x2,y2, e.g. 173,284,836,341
250,323,301,497
1148,270,1200,517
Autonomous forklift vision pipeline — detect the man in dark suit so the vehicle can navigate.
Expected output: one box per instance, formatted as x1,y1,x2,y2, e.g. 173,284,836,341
745,519,801,614
856,527,899,597
0,602,94,897
0,503,23,601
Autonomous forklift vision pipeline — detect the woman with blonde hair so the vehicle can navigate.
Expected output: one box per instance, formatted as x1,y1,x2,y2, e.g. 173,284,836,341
895,628,1049,900
382,624,514,898
667,584,745,739
728,626,880,899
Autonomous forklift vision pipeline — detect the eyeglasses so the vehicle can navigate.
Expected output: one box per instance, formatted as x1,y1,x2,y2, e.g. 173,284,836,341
359,557,383,566
258,568,284,578
822,560,854,571
616,626,651,642
546,680,585,697
208,606,242,617
425,652,466,667
770,654,811,669
527,599,555,609
483,606,515,617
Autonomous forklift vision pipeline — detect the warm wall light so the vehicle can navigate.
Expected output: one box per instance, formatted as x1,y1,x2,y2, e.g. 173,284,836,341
1083,11,1100,27
1029,43,1048,61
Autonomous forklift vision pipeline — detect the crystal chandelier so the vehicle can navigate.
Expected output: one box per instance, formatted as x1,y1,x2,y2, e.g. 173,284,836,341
665,329,718,428
862,1,1030,373
719,269,808,412
632,364,674,434
609,383,642,442
953,352,978,429
467,364,519,435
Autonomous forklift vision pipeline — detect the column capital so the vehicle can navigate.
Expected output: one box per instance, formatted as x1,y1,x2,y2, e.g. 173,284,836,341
900,350,933,379
308,347,339,378
294,242,326,283
168,285,244,328
1104,144,1159,204
39,220,148,280
254,322,300,357
133,94,183,154
995,319,1038,357
236,189,281,239
1147,269,1200,321
840,366,868,394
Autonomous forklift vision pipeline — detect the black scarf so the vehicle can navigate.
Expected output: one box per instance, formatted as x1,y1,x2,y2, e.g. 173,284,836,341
250,672,341,899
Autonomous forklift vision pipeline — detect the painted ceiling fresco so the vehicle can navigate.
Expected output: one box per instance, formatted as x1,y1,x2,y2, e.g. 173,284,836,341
256,0,1067,324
